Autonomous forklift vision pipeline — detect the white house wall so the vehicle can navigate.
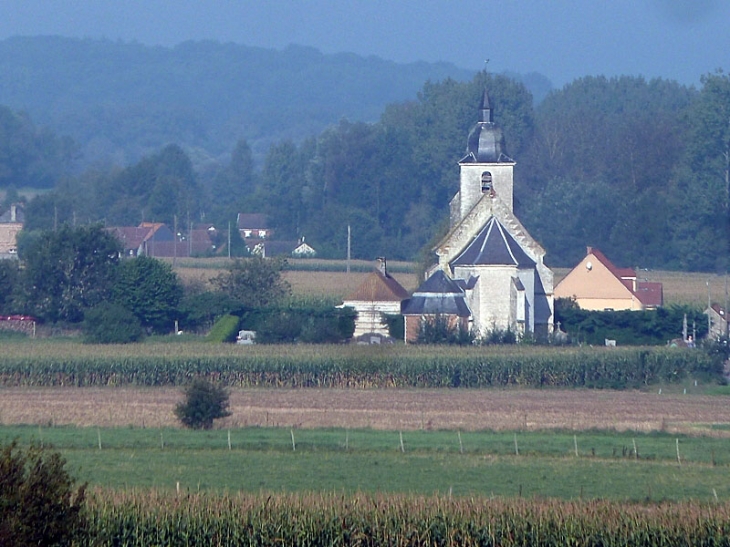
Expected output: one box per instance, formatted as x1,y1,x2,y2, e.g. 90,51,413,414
343,300,401,337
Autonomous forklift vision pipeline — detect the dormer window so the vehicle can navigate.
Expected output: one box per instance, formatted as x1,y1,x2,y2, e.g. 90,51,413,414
481,171,493,193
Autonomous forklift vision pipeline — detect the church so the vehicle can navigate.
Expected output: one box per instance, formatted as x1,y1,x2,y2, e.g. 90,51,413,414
402,90,554,342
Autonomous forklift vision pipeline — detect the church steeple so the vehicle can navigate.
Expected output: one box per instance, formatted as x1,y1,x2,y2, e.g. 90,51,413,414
463,89,510,164
455,88,516,218
478,89,492,123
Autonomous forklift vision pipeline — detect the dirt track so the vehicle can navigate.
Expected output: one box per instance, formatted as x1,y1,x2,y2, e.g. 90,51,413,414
1,387,728,434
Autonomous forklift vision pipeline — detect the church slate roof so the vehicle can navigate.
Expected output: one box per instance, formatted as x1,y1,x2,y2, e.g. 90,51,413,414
401,269,471,317
460,89,513,164
450,217,536,268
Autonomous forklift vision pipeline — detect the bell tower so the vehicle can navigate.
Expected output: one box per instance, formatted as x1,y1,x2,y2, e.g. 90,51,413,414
456,89,515,220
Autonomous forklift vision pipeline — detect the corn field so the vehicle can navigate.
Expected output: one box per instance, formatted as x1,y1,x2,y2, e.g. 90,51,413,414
0,343,721,389
78,489,730,546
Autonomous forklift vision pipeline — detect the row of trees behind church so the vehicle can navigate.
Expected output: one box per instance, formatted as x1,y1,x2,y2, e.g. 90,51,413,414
10,70,730,272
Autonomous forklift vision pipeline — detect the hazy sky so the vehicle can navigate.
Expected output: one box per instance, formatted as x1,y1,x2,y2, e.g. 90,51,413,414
0,0,727,87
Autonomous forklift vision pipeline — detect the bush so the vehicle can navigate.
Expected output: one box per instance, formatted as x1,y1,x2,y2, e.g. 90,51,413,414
417,314,475,345
0,440,87,545
83,302,144,344
244,306,356,344
178,291,241,331
555,301,709,345
175,379,232,429
205,314,240,343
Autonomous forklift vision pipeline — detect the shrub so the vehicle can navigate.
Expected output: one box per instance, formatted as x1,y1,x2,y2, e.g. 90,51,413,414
417,314,475,345
384,313,405,340
205,314,240,343
83,302,144,344
0,440,87,546
178,291,241,331
175,379,232,429
244,306,356,344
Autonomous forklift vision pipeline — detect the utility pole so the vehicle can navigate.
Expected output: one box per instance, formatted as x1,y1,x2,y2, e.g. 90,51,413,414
725,276,729,339
187,211,192,258
346,224,351,274
173,215,177,267
708,280,712,337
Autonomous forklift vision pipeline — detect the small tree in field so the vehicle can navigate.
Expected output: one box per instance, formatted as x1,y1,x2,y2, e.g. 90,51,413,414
175,379,232,429
0,441,87,546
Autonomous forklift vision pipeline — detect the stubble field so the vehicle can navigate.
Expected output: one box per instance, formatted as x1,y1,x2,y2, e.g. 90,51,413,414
172,257,727,304
2,386,728,435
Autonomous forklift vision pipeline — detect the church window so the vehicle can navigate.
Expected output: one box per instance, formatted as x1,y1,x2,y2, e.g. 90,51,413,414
481,171,493,193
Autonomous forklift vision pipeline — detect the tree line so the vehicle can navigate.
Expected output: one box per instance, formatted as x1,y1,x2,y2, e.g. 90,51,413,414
0,224,354,343
3,69,730,271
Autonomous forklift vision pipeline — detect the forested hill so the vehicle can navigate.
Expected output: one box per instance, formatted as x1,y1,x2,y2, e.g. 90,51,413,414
0,36,485,167
1,36,727,272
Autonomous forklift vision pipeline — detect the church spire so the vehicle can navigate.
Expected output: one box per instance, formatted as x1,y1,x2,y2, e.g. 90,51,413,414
478,89,492,123
463,88,509,164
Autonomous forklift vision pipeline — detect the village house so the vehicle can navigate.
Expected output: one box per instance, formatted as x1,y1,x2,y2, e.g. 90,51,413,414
0,204,24,258
251,238,317,259
237,213,272,240
107,222,216,258
404,90,554,342
554,247,663,311
706,303,728,340
341,258,410,342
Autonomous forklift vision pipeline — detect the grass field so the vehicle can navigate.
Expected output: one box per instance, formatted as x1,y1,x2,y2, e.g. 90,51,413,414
2,424,729,501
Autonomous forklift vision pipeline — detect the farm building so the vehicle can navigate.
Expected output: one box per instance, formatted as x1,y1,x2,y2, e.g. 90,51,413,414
706,303,728,340
410,89,554,342
342,258,409,341
554,247,663,311
0,203,23,258
107,222,216,257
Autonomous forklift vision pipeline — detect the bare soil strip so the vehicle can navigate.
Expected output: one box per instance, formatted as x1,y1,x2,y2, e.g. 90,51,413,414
1,388,728,434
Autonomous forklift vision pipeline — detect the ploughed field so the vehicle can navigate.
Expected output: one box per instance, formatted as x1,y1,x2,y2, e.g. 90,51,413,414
2,386,728,435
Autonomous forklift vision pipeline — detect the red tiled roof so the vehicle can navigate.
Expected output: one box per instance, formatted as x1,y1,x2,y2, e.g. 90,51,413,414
635,281,663,307
237,213,269,230
107,227,150,250
587,247,662,307
346,270,410,302
588,247,636,280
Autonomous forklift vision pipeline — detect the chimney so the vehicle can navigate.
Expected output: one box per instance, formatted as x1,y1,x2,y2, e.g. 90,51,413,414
10,204,16,223
376,256,387,275
586,246,593,256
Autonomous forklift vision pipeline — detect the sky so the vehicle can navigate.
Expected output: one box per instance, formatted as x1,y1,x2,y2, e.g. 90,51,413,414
0,0,728,88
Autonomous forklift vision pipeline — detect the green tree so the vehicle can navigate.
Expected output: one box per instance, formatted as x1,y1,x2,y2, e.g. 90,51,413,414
17,224,121,323
670,71,730,271
175,379,232,429
416,314,474,345
95,144,201,226
0,106,77,189
112,256,183,334
178,291,241,332
0,440,87,546
83,302,144,344
0,260,19,314
213,257,291,308
208,139,259,225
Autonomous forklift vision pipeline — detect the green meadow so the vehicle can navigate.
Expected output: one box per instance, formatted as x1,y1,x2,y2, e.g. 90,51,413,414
2,425,729,502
